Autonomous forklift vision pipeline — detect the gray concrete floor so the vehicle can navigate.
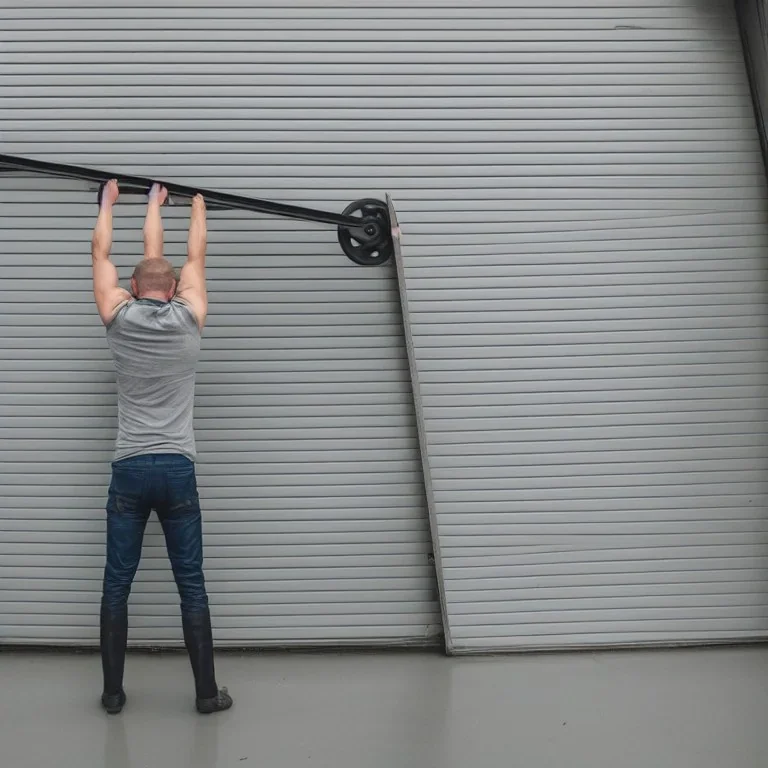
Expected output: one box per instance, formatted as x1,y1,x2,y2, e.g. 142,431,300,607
1,646,768,768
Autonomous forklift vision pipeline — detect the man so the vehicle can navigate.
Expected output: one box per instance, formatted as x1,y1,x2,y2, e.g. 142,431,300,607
91,179,232,715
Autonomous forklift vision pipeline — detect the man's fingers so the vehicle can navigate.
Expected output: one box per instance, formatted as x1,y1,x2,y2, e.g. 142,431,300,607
148,183,169,206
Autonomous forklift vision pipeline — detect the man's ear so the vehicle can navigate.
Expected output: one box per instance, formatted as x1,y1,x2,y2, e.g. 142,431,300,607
130,277,138,298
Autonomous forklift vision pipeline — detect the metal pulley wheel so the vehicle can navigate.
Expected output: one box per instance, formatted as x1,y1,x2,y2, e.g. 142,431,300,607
337,198,393,267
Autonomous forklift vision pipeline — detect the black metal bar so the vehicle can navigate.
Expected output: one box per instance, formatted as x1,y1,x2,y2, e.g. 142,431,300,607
0,152,364,229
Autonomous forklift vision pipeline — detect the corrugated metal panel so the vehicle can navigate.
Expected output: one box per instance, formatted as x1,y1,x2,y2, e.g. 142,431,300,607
0,1,450,647
391,0,768,652
2,0,767,653
0,191,442,647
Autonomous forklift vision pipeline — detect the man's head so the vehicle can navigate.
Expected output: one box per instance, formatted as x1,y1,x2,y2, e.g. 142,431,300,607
131,258,177,301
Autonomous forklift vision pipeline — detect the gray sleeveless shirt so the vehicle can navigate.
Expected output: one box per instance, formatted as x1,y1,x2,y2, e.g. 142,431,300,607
105,298,201,462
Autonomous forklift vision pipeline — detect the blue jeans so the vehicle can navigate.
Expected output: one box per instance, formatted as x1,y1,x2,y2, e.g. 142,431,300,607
101,453,209,617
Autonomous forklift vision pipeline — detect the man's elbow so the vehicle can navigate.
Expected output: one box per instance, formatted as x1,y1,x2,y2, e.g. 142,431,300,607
188,242,207,263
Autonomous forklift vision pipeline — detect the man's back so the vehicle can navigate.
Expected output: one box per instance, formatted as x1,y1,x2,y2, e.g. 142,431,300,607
106,297,201,462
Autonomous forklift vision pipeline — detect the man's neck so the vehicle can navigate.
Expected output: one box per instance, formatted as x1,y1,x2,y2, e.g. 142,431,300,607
137,292,170,302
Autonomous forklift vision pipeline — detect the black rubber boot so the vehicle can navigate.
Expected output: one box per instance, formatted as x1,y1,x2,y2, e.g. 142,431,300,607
100,604,128,715
182,609,233,715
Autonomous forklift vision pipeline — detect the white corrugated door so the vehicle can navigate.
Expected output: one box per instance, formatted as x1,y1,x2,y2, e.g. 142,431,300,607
0,1,450,647
3,1,767,654
394,0,768,652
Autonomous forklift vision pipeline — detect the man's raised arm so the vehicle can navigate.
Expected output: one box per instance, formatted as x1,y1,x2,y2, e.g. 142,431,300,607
91,179,131,325
175,194,208,330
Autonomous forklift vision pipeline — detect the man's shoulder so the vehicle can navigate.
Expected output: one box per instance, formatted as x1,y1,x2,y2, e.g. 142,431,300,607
171,297,204,332
105,297,134,332
170,298,202,329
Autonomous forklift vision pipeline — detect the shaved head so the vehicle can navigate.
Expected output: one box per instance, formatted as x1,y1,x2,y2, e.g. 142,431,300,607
131,258,177,299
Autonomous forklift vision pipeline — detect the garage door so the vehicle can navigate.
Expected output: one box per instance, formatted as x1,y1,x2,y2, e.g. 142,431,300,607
5,0,768,654
394,0,768,652
0,1,447,647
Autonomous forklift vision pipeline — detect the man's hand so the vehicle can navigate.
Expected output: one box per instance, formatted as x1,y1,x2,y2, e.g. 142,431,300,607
175,194,208,330
148,182,168,207
101,179,120,208
190,193,206,230
92,180,131,325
